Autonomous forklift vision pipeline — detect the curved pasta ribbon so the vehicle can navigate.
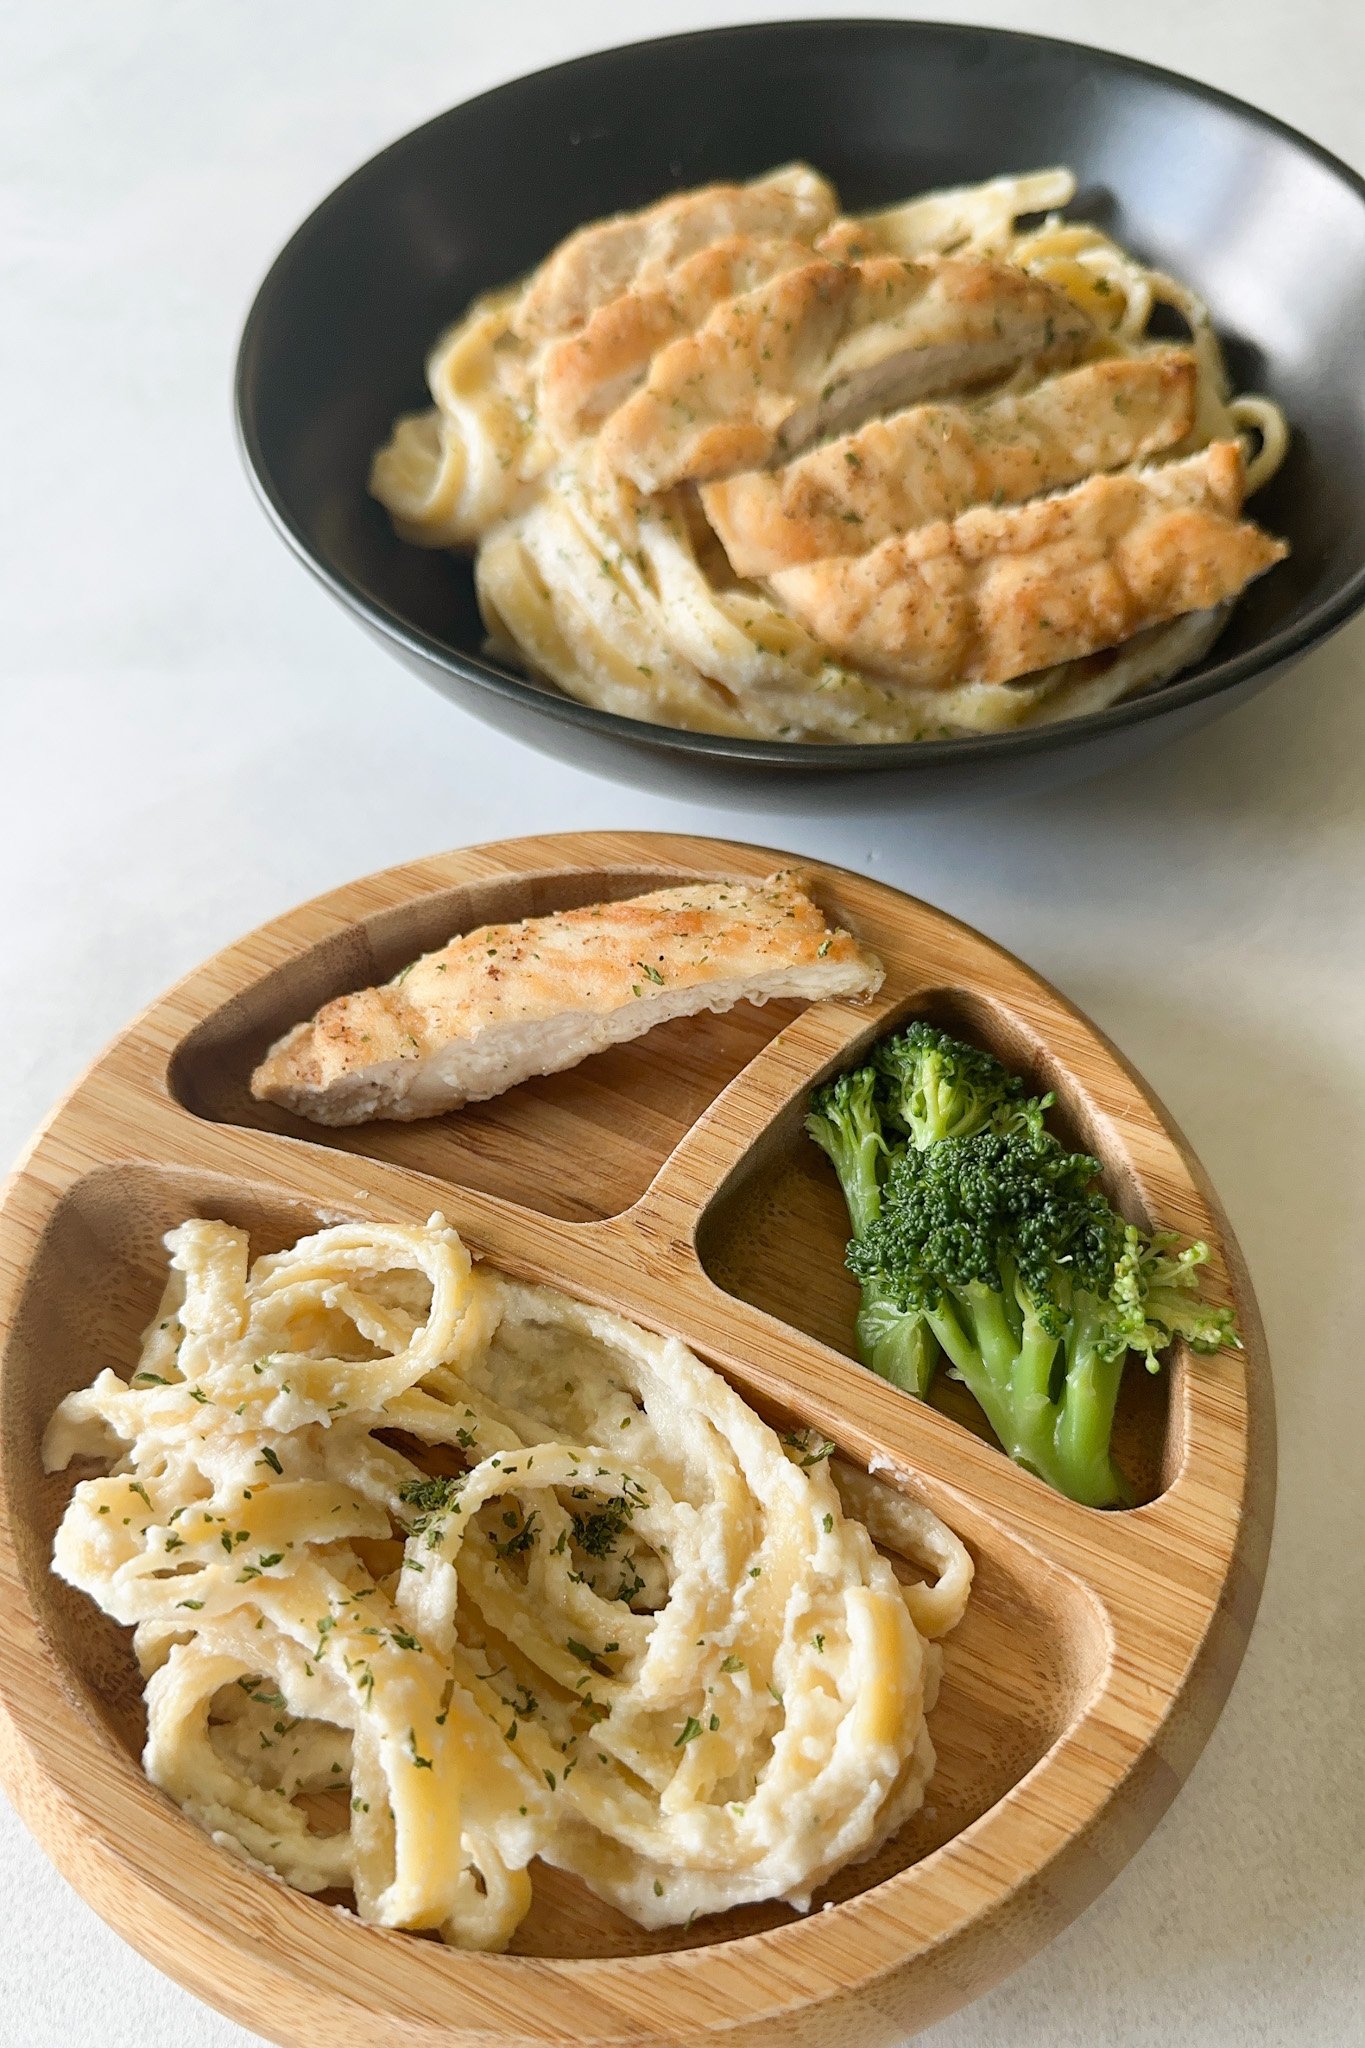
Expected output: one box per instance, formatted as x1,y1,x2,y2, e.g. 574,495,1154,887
46,1215,970,1949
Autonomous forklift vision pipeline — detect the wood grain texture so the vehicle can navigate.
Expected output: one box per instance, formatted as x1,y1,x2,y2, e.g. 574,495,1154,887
0,831,1274,2048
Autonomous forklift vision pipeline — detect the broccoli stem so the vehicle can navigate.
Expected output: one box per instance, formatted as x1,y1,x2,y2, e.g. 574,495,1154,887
922,1283,1127,1505
1010,1296,1066,1463
1053,1313,1130,1508
806,1071,942,1397
856,1282,938,1395
921,1295,1021,1454
834,1132,882,1239
804,1082,885,1239
961,1280,1025,1395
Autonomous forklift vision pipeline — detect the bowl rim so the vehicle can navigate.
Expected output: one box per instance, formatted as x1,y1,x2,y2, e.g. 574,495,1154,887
234,16,1365,771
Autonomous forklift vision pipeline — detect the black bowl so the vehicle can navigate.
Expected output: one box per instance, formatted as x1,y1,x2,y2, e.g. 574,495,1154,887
236,19,1365,807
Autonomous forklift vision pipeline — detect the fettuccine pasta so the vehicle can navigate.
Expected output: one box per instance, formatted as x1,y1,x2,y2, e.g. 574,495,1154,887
44,1214,970,1950
372,165,1288,742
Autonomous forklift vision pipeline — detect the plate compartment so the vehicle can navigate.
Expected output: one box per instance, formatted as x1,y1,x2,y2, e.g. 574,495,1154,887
0,831,1274,2048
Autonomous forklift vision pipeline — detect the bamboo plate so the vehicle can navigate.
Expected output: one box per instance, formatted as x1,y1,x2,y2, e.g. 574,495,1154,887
0,831,1273,2048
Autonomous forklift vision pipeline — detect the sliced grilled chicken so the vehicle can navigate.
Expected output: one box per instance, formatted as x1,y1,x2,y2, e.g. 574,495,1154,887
513,165,839,342
250,871,883,1125
538,236,817,446
595,255,1094,492
769,441,1286,689
702,348,1198,577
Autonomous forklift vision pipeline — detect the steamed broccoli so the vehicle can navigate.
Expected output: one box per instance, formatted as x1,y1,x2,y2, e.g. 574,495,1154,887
804,1025,1035,1396
873,1022,1047,1150
804,1067,887,1239
847,1129,1239,1506
805,1022,1240,1505
803,1068,936,1392
853,1276,940,1397
1109,1227,1244,1364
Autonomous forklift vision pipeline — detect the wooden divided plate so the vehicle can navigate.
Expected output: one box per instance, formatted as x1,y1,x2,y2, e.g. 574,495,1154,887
0,832,1273,2046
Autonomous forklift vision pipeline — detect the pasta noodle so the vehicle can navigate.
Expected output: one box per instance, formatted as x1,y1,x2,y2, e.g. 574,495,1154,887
371,166,1288,743
45,1214,971,1950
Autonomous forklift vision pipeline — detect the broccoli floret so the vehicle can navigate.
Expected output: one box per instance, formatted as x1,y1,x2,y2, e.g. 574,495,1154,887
873,1022,1049,1151
804,1067,888,1239
805,1066,939,1394
1110,1227,1239,1364
848,1131,1239,1506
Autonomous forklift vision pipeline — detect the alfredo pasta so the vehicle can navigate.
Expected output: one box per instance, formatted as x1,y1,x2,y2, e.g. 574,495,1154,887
44,1215,970,1950
371,165,1288,743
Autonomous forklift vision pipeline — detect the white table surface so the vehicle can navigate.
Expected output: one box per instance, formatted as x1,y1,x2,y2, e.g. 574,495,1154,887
2,2,1362,2042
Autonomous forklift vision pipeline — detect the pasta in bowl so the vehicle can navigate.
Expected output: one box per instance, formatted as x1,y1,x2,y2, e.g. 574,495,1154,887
371,164,1288,744
44,1211,970,1951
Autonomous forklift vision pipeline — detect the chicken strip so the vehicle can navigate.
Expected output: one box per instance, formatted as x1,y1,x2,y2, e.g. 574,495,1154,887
702,348,1198,577
250,871,883,1125
595,255,1094,492
538,236,818,447
513,164,839,341
769,441,1286,689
